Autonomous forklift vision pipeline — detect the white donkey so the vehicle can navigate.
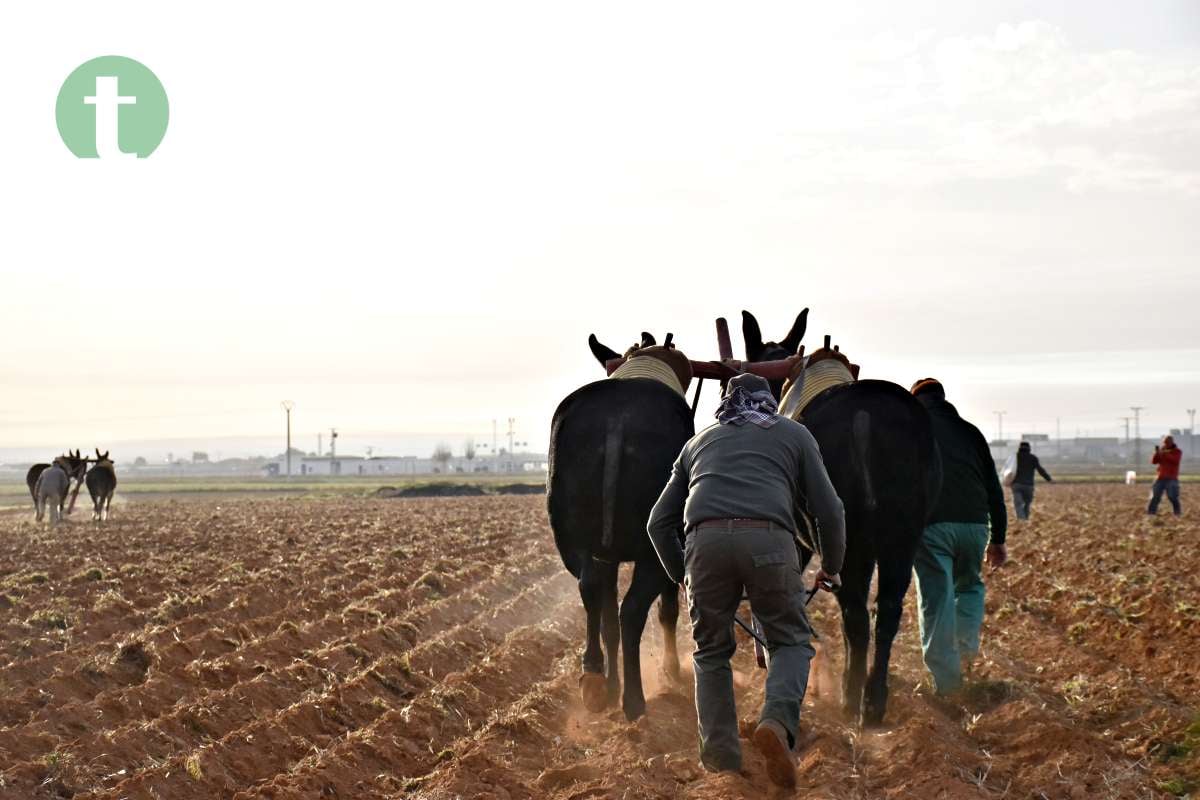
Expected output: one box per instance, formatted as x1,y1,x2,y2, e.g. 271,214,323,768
34,457,72,524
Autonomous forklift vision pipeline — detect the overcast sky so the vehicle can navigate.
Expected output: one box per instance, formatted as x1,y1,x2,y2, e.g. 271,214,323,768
1,1,1198,460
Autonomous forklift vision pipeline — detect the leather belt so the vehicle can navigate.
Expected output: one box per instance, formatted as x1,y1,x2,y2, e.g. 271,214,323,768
693,518,774,531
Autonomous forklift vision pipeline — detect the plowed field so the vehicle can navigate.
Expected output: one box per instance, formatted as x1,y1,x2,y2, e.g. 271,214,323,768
0,486,1196,799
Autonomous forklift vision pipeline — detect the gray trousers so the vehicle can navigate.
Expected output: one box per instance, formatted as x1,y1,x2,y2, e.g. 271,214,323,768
684,522,814,772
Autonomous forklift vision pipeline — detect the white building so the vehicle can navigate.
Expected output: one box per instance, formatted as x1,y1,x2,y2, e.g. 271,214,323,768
264,451,547,478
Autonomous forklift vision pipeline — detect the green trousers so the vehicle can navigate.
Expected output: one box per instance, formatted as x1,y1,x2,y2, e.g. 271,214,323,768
913,521,989,694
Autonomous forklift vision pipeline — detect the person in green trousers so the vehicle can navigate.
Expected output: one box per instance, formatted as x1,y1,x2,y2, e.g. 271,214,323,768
910,379,1008,694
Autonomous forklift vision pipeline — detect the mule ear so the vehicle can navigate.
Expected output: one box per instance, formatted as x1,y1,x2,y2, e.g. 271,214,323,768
588,334,621,367
780,308,809,355
640,332,656,347
741,310,765,361
96,448,102,459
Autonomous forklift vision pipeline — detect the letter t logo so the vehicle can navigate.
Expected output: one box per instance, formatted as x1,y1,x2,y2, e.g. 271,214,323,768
84,76,137,159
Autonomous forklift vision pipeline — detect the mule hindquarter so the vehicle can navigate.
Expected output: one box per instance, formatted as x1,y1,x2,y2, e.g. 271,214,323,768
548,378,694,720
803,380,940,724
87,467,117,521
26,464,49,509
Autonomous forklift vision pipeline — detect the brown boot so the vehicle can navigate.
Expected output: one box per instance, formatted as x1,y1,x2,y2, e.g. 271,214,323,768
752,719,796,788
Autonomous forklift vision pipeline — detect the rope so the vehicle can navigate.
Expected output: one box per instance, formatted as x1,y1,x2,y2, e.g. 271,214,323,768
780,358,854,420
611,356,685,397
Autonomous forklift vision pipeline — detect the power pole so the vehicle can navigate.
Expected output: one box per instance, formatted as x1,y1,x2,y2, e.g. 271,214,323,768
1188,408,1196,456
330,428,338,460
992,411,1006,443
507,417,516,455
281,401,294,478
492,419,498,454
1130,407,1144,467
318,432,322,457
1055,417,1061,458
1119,417,1130,443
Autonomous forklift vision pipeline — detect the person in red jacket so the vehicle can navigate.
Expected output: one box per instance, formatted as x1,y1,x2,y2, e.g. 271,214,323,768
1148,435,1183,516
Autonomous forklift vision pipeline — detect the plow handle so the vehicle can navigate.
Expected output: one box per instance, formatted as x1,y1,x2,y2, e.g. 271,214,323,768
715,317,733,360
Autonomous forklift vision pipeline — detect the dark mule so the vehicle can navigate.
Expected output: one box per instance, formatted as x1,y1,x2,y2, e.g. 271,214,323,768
26,464,49,507
742,310,942,725
86,450,118,521
548,332,695,720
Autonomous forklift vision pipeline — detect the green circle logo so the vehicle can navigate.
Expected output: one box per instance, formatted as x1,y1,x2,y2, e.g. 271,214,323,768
56,56,168,158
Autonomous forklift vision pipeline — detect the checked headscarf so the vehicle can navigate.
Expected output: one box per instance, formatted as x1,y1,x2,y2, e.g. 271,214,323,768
715,373,779,429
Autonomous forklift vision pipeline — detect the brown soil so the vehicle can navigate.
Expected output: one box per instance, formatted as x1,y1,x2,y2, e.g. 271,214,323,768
0,486,1195,799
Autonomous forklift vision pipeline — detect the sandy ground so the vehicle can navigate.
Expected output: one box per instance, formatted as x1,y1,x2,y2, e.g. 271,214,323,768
0,486,1195,799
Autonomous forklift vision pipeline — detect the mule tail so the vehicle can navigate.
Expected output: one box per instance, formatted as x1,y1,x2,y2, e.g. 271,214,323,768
600,417,623,551
851,409,877,512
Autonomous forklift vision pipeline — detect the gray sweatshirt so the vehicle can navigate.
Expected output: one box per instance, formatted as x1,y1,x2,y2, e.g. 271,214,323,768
646,417,846,582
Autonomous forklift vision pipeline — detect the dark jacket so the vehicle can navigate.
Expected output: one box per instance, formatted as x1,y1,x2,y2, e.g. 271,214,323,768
1014,448,1052,485
919,397,1008,545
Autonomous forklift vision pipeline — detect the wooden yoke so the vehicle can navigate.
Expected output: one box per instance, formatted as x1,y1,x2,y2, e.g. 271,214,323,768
602,316,803,381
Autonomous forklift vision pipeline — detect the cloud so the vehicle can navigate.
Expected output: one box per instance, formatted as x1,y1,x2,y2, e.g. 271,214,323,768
785,21,1200,195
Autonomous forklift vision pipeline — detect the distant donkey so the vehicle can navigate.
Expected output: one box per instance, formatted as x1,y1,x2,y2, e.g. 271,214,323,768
28,450,87,515
86,450,118,521
741,309,942,725
34,456,75,524
548,331,695,720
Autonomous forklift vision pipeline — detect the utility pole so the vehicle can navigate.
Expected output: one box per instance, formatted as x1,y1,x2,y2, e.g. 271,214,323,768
281,401,294,478
1055,417,1061,458
1130,407,1144,468
492,419,498,454
330,428,338,460
318,432,322,457
507,417,516,455
992,411,1006,443
1188,408,1196,456
1119,417,1130,443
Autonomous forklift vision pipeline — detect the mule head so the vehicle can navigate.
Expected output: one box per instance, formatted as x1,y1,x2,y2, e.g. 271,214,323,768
740,309,808,397
66,449,89,479
588,331,678,368
94,449,112,466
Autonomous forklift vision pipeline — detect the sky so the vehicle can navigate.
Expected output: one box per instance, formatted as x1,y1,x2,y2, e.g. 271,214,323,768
1,1,1198,462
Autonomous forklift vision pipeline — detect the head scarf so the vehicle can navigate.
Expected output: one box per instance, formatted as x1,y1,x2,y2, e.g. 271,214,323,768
716,373,779,428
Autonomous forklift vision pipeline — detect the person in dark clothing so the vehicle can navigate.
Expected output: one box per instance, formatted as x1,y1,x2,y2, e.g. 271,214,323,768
1148,435,1183,515
1011,441,1052,520
647,373,845,787
909,378,1007,694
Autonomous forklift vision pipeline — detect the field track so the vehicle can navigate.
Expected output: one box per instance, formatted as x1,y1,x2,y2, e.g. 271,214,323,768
0,486,1196,799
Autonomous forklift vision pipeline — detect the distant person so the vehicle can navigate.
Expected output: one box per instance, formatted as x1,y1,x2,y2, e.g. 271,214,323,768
910,379,1007,695
1011,442,1052,520
1148,435,1182,516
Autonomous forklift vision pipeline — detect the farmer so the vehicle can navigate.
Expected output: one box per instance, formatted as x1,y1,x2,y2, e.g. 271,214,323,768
647,372,845,788
1148,435,1183,516
910,379,1007,695
1011,441,1053,520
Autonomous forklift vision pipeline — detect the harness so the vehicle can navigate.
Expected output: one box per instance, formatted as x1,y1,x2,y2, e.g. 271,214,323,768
779,356,855,420
610,354,686,397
